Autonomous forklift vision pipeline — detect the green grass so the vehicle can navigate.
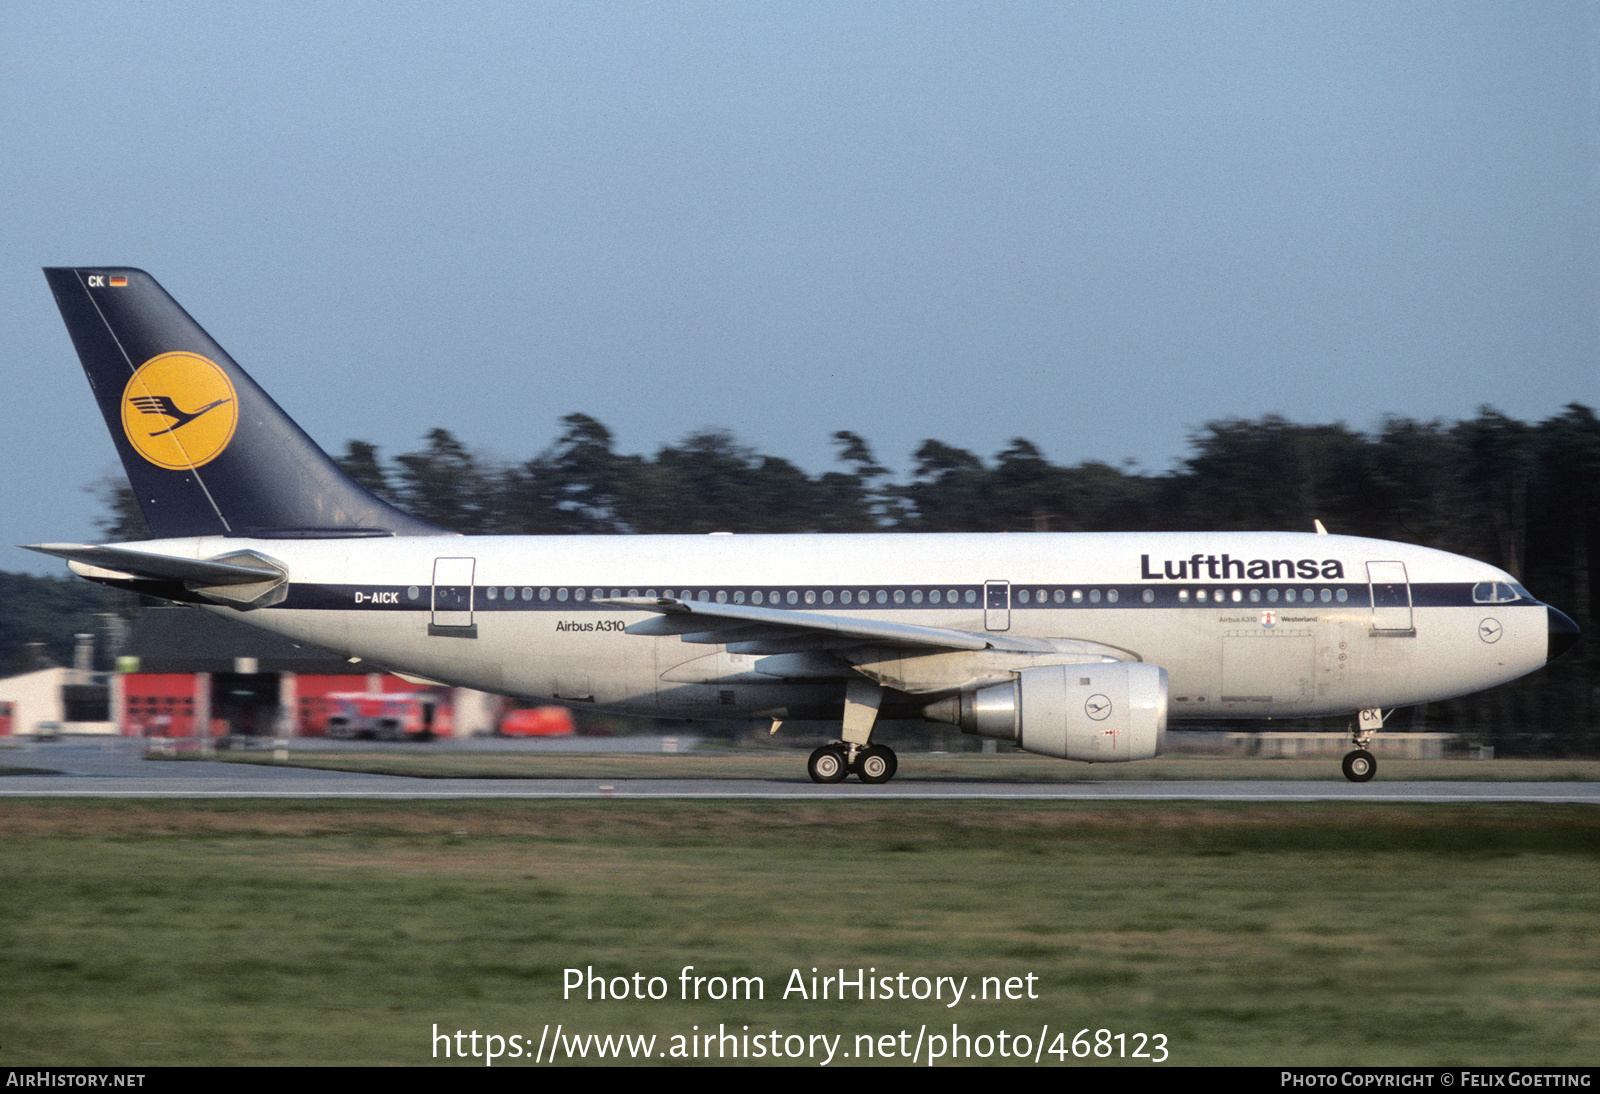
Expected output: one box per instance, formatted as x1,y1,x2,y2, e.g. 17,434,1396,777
1,799,1597,1065
159,749,1600,782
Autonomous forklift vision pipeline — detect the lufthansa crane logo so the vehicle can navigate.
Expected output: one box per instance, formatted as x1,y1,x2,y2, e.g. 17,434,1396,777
120,352,238,470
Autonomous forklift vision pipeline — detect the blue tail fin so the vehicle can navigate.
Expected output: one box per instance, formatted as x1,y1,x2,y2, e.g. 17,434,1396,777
44,267,446,539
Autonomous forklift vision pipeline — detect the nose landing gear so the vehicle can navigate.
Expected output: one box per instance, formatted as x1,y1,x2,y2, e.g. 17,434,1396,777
1342,708,1383,783
1341,748,1376,783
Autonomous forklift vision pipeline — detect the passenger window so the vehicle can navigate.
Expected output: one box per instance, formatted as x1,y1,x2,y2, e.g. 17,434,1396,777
892,589,904,604
1017,589,1031,605
1179,590,1190,602
927,590,939,604
911,590,923,604
1072,590,1084,603
716,590,727,603
1248,589,1260,603
787,591,799,605
823,590,835,605
1054,589,1066,604
1196,590,1207,602
840,590,851,605
1107,589,1119,603
1336,588,1348,603
557,588,569,602
805,590,817,604
487,587,499,601
963,589,976,604
1142,589,1154,603
1090,589,1101,603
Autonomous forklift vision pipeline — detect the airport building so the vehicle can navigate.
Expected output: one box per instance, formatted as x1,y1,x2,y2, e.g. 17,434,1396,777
0,607,499,739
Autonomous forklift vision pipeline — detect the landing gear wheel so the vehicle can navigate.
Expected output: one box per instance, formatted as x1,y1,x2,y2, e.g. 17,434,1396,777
808,745,848,784
854,744,898,784
1342,749,1377,783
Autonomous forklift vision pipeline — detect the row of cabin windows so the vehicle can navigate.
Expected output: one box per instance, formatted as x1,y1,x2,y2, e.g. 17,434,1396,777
408,585,1357,606
1178,587,1350,604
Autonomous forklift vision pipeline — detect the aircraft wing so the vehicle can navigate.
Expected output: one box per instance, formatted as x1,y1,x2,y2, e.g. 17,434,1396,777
605,595,1036,655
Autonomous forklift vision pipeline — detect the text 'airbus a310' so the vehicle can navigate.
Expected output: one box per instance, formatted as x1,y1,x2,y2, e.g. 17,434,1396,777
30,268,1580,783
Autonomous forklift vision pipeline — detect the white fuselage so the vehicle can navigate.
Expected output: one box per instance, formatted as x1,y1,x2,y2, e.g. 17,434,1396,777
130,530,1547,724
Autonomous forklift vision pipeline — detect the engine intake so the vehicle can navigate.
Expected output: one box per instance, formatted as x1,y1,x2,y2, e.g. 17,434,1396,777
924,662,1168,762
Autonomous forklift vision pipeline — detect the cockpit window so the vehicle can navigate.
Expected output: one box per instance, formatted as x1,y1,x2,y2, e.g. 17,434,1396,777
1473,582,1520,604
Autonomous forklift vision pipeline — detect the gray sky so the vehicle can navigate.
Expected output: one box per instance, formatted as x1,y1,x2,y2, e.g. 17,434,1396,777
4,2,1597,573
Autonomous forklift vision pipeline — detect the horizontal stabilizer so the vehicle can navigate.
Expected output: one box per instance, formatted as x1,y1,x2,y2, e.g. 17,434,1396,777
25,543,289,609
27,543,280,584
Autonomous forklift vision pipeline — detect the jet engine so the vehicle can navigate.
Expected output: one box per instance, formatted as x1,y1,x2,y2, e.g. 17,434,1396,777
923,662,1168,762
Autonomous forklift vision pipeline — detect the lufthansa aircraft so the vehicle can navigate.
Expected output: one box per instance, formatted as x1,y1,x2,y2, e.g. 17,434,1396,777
32,269,1580,783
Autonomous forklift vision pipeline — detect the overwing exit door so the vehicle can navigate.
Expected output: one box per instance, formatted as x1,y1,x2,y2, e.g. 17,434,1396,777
985,580,1010,631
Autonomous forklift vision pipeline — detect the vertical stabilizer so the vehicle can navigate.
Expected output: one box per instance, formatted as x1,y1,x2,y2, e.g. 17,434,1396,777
44,267,446,539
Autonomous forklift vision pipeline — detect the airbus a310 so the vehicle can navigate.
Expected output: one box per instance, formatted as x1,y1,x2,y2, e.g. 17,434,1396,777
31,268,1580,783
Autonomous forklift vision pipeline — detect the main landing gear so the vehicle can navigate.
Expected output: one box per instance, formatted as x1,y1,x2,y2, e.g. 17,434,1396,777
807,678,900,784
807,742,899,785
1341,708,1382,783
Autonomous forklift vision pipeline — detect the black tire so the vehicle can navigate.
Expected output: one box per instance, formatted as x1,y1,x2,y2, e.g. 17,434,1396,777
808,745,848,784
1342,749,1377,783
855,744,898,784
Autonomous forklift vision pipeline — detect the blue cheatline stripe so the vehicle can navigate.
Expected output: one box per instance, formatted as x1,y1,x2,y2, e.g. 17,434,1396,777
271,582,1502,612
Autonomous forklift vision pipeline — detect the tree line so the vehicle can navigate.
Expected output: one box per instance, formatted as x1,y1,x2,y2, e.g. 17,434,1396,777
85,403,1600,751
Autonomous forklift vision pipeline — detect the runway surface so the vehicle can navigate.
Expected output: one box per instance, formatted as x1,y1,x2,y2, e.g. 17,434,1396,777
3,741,1597,802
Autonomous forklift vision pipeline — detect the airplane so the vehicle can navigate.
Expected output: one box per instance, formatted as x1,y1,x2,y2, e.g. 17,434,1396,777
30,268,1580,784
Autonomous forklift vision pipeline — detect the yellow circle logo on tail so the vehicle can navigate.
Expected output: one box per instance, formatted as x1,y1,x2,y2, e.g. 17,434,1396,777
120,352,239,470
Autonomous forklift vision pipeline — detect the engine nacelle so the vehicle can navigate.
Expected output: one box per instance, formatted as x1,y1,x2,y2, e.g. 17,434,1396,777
926,662,1168,762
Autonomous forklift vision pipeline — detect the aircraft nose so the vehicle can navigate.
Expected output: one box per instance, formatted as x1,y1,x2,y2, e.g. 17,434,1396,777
1548,606,1580,662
